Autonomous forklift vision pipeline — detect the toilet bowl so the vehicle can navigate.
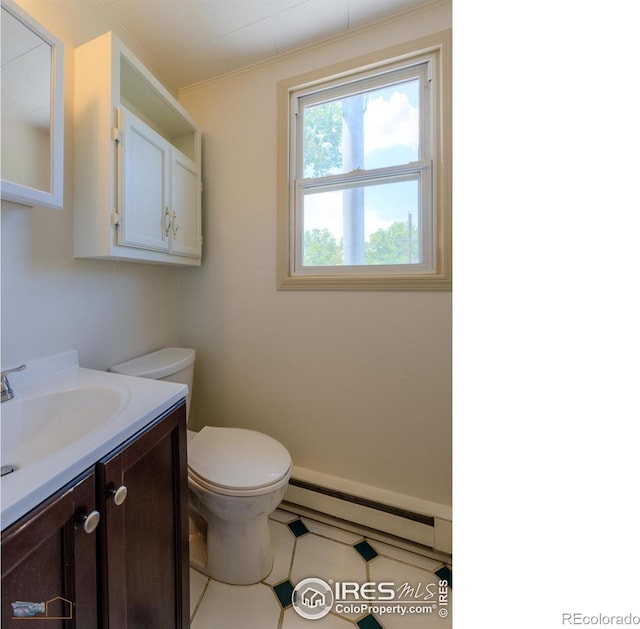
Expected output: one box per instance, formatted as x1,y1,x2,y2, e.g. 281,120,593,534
110,348,292,585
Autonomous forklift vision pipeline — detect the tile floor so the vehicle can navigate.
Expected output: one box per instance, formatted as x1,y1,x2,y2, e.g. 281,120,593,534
189,508,452,628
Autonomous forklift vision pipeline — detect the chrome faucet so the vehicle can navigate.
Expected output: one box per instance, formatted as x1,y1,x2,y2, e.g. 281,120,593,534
1,364,26,403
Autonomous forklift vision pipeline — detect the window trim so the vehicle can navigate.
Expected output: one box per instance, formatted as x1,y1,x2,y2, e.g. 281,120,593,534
276,30,451,291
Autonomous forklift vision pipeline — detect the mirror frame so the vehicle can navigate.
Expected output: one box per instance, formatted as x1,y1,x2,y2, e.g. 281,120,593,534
1,0,64,210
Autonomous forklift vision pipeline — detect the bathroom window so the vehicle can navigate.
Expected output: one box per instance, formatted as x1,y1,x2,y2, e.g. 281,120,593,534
276,32,451,290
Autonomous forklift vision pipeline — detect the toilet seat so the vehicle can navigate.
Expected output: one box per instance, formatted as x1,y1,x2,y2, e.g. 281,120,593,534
188,427,292,497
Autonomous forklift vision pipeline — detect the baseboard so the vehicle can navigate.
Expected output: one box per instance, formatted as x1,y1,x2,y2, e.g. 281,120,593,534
283,466,452,556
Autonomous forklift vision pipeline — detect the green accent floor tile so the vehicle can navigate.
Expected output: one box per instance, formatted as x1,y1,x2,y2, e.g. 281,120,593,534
273,580,294,608
357,614,384,629
287,519,309,537
353,540,379,562
435,565,452,588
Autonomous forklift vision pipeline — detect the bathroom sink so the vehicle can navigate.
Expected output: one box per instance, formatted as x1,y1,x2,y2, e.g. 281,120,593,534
1,350,188,531
1,386,128,471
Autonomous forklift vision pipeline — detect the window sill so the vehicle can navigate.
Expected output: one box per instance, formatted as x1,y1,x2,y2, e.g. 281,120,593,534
276,272,451,291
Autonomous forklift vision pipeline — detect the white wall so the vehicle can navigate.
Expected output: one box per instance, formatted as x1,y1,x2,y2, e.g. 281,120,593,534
1,0,180,371
178,2,452,508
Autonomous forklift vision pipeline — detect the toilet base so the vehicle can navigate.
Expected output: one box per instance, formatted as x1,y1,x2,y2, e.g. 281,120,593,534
187,465,290,585
188,511,208,570
188,510,273,585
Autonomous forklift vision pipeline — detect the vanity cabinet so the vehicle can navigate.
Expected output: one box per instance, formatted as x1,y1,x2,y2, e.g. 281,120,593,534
96,401,189,628
1,401,189,628
74,31,201,266
1,471,99,627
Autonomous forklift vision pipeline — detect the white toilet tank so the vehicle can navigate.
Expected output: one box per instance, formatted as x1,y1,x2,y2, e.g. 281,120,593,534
110,347,195,418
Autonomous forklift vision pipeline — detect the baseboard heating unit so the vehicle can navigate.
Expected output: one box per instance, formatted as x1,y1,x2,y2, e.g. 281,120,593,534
283,467,451,559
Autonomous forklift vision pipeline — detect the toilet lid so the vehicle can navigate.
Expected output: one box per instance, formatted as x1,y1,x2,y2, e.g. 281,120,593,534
188,427,291,490
110,347,195,379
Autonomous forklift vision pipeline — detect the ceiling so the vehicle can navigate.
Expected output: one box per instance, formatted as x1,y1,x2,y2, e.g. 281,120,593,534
94,0,439,91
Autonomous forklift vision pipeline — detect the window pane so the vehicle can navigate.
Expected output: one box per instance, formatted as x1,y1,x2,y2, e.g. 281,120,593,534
302,79,419,177
302,179,420,266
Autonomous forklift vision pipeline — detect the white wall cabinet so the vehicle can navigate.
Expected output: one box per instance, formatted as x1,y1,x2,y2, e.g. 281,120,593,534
74,32,201,266
118,106,200,258
170,150,201,258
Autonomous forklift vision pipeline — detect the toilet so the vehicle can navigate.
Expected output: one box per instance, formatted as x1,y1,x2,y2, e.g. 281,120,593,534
109,347,292,585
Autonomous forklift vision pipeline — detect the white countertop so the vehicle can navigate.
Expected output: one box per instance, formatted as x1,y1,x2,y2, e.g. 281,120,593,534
1,350,187,530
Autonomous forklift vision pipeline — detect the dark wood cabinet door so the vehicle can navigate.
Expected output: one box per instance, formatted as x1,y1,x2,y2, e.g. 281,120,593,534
96,401,189,629
1,471,99,628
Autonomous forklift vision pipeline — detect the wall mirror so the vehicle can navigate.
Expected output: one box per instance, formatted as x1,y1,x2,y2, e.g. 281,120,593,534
1,0,64,209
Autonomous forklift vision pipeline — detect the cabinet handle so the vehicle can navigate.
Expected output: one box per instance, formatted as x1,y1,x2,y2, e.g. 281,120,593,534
109,485,128,506
80,510,101,534
171,211,179,238
163,207,171,237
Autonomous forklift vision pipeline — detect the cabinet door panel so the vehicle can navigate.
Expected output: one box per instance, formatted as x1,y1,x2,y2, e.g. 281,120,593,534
119,107,170,252
97,402,189,629
1,472,98,628
170,152,200,258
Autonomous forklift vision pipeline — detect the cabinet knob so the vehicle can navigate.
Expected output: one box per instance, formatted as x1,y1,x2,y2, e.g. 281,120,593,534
109,485,128,506
81,510,101,534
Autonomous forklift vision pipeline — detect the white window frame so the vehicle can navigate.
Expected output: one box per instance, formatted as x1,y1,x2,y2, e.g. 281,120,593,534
276,31,451,291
